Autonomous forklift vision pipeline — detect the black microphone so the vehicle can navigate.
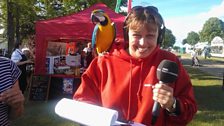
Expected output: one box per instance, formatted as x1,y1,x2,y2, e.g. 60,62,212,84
151,59,178,125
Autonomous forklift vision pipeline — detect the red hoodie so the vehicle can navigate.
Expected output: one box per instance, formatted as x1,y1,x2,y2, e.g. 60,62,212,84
74,43,197,126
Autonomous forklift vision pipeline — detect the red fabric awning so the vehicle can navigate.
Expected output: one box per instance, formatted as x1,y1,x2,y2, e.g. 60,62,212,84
35,3,125,75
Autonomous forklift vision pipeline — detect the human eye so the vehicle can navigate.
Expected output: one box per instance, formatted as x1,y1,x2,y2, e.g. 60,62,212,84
146,33,156,39
132,33,141,38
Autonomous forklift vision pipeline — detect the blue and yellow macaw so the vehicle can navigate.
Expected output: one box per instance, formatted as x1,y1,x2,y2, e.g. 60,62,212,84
91,9,116,55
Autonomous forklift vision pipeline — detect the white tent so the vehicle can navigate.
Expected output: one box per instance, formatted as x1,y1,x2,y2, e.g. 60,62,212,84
211,36,224,46
183,43,193,53
210,36,224,57
194,42,209,50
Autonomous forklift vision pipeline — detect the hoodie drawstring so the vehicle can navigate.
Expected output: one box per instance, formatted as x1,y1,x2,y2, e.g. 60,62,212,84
127,59,144,119
127,59,132,119
137,62,144,101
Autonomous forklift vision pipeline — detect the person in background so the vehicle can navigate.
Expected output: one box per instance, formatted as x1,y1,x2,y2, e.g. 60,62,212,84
66,42,76,56
83,42,92,54
0,49,3,56
11,42,33,94
73,6,197,126
22,47,35,88
222,72,224,91
0,57,25,126
203,47,210,59
190,49,196,66
82,42,93,68
22,47,35,60
191,49,200,66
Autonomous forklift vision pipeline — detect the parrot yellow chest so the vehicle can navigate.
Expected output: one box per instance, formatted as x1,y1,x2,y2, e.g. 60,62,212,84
96,24,115,53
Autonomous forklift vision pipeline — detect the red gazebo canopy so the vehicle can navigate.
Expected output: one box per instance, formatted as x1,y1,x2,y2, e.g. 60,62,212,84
35,3,125,75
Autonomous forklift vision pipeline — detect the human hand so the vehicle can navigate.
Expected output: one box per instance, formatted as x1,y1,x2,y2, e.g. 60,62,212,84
152,83,175,110
26,59,34,64
0,84,24,109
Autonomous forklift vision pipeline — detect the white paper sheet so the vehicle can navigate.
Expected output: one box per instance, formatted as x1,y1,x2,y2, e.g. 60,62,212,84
55,98,118,126
55,98,146,126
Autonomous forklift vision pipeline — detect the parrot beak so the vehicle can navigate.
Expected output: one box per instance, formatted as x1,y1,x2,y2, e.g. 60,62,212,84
91,14,100,24
91,11,106,25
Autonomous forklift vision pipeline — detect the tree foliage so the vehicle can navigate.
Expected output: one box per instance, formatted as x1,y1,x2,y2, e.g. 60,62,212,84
0,0,124,38
182,38,188,45
162,28,176,48
186,31,200,45
1,0,124,54
199,17,224,43
182,17,224,46
0,0,40,54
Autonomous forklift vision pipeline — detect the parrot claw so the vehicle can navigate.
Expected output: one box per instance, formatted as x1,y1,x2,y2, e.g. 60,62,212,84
98,51,109,56
98,53,104,56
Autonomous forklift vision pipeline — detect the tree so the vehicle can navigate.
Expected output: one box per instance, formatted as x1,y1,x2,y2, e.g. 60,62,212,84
162,28,176,48
0,0,38,55
0,1,3,31
182,38,188,45
186,31,199,45
199,17,224,43
1,0,121,54
7,0,15,55
0,0,120,52
173,46,180,52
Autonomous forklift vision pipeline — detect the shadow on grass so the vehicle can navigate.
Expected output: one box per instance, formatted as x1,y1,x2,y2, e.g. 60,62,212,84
185,60,224,126
11,98,79,126
182,58,223,80
189,85,224,125
10,77,81,126
185,65,222,81
186,64,224,111
193,85,224,111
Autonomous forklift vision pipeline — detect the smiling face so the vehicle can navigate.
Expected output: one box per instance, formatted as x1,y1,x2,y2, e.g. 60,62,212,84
128,23,159,59
124,6,164,59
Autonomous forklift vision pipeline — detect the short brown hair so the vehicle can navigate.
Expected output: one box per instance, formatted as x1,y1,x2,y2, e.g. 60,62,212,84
123,6,165,45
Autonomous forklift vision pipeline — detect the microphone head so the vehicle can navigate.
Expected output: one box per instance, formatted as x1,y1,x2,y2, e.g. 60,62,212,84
157,60,178,83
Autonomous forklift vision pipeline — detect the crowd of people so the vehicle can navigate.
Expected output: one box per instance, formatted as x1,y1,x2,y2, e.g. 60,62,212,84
11,42,34,94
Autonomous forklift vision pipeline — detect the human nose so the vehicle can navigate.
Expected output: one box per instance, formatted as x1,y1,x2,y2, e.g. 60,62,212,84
139,37,145,46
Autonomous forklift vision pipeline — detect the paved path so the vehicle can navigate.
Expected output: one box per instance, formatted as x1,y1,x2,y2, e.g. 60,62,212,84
181,56,224,80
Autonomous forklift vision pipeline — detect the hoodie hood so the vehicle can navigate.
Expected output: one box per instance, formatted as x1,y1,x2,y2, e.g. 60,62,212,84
109,43,161,120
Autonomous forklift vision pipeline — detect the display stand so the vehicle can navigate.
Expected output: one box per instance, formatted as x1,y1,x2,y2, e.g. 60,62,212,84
49,74,81,99
28,73,81,101
28,75,51,101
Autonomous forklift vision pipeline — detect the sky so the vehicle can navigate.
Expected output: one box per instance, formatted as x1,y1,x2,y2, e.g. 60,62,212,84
132,0,224,46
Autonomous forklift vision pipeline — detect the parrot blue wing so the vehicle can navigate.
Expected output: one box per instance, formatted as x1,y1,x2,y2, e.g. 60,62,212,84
91,24,99,48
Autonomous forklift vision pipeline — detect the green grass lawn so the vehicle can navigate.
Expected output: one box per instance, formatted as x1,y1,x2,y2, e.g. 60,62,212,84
179,53,224,62
187,66,224,126
11,57,224,126
11,100,78,126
